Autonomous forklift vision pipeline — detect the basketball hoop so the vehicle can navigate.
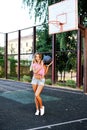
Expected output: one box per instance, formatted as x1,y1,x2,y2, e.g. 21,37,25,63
49,20,64,31
48,0,78,34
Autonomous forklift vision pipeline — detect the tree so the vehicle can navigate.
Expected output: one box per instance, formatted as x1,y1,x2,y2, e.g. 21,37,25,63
0,47,5,77
0,47,4,56
56,31,77,81
23,0,87,26
36,24,52,52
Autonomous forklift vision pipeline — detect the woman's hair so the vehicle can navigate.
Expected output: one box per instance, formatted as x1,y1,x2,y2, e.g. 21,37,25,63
34,52,43,63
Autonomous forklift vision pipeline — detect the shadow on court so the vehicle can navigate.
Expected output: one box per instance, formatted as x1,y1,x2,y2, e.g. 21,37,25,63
0,79,87,130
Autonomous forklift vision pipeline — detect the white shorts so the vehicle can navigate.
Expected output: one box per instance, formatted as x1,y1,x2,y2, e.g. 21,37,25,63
31,76,45,86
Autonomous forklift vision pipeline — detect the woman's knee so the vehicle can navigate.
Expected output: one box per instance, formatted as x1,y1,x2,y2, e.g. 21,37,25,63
35,92,39,98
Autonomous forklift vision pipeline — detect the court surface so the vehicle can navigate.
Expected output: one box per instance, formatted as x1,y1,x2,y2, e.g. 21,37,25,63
0,79,87,130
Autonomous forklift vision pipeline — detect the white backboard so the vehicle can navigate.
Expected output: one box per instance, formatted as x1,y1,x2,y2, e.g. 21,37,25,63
48,0,78,34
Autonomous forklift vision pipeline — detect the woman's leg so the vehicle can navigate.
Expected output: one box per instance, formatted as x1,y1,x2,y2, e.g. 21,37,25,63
35,85,44,109
32,84,39,110
35,85,45,115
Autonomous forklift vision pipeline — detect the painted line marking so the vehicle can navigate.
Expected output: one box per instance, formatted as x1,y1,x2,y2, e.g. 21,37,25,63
26,118,87,130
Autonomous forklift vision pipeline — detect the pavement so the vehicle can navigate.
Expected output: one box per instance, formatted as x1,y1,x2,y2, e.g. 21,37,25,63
0,79,87,130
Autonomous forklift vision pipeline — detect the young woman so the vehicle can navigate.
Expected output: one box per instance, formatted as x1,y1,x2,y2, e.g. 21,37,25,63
30,52,52,116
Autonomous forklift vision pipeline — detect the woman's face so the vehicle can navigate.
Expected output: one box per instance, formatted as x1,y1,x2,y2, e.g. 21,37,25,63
35,54,41,61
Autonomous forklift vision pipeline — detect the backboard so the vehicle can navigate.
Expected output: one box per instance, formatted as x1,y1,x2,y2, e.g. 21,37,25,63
48,0,78,34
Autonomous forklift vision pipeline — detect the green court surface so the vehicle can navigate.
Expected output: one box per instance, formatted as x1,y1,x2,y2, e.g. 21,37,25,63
0,90,60,104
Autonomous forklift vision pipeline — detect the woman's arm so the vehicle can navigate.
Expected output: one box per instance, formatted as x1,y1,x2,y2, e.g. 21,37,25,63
44,61,53,75
48,61,53,67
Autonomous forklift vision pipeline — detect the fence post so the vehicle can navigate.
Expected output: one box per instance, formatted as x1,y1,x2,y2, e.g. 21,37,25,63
76,28,82,88
52,34,56,84
5,33,8,79
84,28,87,93
18,30,21,81
33,26,36,54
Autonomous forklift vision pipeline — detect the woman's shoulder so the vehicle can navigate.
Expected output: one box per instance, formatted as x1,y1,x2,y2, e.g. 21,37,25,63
32,62,37,67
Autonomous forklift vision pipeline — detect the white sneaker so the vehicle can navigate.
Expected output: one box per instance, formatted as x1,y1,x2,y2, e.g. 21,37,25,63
40,106,45,116
35,110,39,115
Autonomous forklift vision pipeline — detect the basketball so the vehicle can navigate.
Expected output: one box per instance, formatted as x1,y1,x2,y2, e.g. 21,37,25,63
43,55,52,65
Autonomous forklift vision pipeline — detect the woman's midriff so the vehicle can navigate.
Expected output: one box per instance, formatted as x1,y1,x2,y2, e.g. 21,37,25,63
34,73,44,79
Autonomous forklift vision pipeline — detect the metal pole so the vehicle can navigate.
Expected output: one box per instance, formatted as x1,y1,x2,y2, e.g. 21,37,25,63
5,33,8,79
18,30,21,81
76,28,82,88
52,34,56,84
33,26,36,54
84,28,87,93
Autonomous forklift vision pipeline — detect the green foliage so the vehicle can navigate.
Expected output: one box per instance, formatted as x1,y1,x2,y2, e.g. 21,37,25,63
9,59,17,76
45,78,52,85
57,81,66,86
20,60,31,66
0,59,5,77
23,0,49,23
57,80,76,88
57,52,68,73
36,24,52,52
78,0,87,15
56,31,77,74
0,59,4,66
0,50,5,77
0,47,4,56
66,80,76,88
22,75,31,82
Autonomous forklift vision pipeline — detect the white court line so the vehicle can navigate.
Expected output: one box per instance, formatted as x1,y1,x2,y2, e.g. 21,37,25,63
26,118,87,130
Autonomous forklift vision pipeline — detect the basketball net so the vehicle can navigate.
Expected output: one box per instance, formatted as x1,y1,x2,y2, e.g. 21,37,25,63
49,20,64,32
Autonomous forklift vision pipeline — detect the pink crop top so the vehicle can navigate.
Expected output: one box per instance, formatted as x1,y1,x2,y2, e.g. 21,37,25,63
32,63,45,76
